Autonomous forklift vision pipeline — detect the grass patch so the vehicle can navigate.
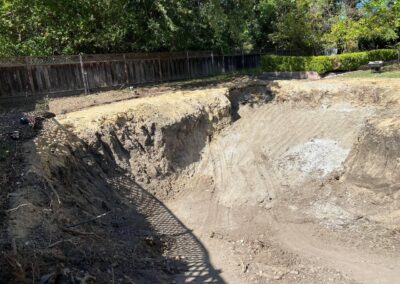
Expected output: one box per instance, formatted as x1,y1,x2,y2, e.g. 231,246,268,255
340,70,400,78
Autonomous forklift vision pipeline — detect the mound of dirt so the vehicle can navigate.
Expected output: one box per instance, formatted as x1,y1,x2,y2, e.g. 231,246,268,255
272,78,400,107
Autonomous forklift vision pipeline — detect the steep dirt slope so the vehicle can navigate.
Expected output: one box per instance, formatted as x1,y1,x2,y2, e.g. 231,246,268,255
2,120,178,283
345,113,400,193
1,116,224,283
59,88,232,199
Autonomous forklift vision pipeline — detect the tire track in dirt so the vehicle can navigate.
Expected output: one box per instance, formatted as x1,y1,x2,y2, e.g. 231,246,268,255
203,104,370,207
169,101,378,283
271,220,400,284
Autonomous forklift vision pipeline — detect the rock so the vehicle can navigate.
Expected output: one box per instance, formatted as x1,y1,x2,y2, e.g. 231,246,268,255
10,131,20,140
20,117,29,125
290,270,299,275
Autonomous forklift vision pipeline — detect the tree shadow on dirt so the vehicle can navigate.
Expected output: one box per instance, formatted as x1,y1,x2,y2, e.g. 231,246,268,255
106,174,224,283
1,116,224,283
67,121,226,283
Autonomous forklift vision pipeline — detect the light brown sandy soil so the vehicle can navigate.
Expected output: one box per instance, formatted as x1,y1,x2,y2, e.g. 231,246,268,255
58,88,232,199
165,78,400,284
4,76,398,283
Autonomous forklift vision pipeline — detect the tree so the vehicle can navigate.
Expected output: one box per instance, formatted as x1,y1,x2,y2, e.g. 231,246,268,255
324,0,399,52
269,0,333,54
0,0,398,57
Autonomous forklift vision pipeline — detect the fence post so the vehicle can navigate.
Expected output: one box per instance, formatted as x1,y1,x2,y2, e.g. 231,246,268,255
79,54,88,94
123,54,129,85
25,56,35,96
186,51,192,79
158,55,163,82
242,49,245,70
211,51,215,74
168,55,172,80
222,51,225,74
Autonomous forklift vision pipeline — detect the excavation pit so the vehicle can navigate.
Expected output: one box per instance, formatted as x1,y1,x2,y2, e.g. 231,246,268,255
2,77,400,283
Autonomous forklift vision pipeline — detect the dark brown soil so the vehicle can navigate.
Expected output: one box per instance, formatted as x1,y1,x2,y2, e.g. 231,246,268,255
0,111,191,283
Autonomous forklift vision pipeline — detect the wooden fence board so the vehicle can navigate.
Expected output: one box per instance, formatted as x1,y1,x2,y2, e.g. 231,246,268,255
0,51,262,98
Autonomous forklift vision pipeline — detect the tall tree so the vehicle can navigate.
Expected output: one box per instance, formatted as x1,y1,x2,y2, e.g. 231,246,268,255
0,0,398,57
269,0,334,54
324,0,399,52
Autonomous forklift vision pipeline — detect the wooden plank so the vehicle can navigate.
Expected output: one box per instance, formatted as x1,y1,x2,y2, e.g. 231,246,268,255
140,60,144,83
79,54,88,94
43,66,52,92
25,57,35,95
33,66,43,94
0,51,265,97
123,55,129,84
186,51,191,78
158,57,162,82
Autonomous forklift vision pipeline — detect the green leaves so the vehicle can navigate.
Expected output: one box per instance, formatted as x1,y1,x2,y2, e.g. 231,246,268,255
262,49,398,74
324,0,399,52
0,0,399,57
0,0,258,56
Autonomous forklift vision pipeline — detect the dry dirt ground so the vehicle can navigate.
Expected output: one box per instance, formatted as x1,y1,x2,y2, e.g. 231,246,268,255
1,76,399,283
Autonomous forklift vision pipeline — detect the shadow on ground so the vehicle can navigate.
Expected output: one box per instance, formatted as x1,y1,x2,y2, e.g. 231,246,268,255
0,107,224,283
61,120,225,283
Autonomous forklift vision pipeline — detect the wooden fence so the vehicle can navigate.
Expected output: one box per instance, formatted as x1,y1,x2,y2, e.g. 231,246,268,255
0,51,262,98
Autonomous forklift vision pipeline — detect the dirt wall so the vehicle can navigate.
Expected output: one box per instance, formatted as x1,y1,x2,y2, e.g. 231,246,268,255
59,88,232,198
345,114,400,193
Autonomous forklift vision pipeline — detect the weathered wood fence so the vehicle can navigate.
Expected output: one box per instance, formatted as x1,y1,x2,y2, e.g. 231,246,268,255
0,51,262,98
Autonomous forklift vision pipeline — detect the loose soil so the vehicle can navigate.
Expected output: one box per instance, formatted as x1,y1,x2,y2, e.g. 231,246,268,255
1,76,399,283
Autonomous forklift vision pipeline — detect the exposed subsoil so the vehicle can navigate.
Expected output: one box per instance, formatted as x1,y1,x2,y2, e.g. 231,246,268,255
1,76,399,283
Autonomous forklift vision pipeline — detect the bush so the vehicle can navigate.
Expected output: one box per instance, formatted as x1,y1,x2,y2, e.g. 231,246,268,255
261,49,398,74
308,56,335,74
367,49,398,61
336,52,369,71
261,55,310,72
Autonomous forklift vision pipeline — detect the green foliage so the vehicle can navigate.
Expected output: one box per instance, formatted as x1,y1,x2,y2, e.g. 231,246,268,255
323,18,362,52
261,49,398,74
0,0,255,56
269,0,336,54
261,54,335,74
336,52,369,70
324,0,399,52
0,0,399,57
309,56,335,74
367,49,399,61
261,55,310,72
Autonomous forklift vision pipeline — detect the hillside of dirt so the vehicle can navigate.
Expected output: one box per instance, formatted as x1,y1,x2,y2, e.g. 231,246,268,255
1,76,399,283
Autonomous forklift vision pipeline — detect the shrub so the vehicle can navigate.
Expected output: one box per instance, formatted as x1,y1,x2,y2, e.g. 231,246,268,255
367,49,398,61
308,56,335,74
261,55,310,72
261,49,397,74
335,52,369,71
